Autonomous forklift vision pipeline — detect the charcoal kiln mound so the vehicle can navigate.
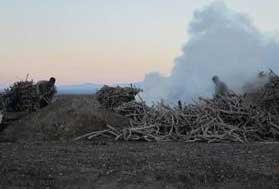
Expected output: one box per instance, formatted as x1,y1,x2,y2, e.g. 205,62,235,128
0,95,129,142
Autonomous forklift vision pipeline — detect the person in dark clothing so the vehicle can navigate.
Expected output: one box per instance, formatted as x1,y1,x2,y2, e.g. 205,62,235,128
212,75,229,98
36,77,57,107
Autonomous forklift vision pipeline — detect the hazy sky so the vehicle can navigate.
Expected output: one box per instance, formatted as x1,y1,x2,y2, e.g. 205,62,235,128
1,0,279,85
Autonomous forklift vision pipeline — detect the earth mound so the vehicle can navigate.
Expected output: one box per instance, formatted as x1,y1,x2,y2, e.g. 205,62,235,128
0,95,129,142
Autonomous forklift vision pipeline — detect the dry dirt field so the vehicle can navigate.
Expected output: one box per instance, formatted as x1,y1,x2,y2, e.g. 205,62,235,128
0,95,279,189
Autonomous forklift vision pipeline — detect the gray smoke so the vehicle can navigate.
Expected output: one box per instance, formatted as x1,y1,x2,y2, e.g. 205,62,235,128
142,1,279,104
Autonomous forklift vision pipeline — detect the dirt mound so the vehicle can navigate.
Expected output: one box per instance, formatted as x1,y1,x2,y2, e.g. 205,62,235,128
0,95,129,142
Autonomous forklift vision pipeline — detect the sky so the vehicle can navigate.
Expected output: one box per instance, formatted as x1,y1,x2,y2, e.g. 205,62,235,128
1,0,279,85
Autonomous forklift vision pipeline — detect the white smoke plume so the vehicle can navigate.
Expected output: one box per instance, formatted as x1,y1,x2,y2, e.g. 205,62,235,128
142,1,279,104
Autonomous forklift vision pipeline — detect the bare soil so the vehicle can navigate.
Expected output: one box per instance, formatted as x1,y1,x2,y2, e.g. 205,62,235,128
0,95,279,189
1,142,279,189
0,95,129,142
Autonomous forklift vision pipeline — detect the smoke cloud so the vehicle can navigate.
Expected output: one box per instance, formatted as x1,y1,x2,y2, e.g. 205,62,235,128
142,1,279,104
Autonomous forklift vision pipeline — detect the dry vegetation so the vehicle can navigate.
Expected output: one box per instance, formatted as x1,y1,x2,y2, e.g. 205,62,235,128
77,71,279,143
95,85,141,109
1,73,279,188
0,79,56,113
1,71,279,144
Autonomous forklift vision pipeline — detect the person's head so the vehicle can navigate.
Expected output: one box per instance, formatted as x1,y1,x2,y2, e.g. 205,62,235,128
49,77,56,86
212,75,219,84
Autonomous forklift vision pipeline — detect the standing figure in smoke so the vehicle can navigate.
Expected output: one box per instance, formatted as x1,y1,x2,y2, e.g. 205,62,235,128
212,75,229,98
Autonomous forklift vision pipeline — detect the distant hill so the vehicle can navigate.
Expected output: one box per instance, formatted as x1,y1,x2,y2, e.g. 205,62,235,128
112,82,143,89
57,82,143,95
0,82,143,95
57,83,102,94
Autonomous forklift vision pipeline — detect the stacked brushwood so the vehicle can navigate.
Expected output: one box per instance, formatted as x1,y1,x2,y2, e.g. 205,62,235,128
96,85,142,109
0,79,57,132
76,72,279,143
253,71,279,115
2,80,40,112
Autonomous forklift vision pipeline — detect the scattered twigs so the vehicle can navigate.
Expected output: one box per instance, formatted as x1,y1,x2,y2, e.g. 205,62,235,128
73,129,111,141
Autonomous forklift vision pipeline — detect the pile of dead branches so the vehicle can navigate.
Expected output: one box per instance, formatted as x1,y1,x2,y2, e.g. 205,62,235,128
75,94,279,143
76,71,279,143
96,85,142,109
1,78,57,113
254,71,279,115
2,80,40,112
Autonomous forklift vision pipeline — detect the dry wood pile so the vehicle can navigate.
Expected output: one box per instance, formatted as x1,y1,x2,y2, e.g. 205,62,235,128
1,79,56,113
253,71,279,115
96,85,142,109
75,71,279,143
1,80,39,112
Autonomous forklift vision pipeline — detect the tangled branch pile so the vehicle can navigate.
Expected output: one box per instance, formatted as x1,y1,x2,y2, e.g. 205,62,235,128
253,71,279,115
96,85,142,109
1,80,39,112
1,79,56,113
76,72,279,143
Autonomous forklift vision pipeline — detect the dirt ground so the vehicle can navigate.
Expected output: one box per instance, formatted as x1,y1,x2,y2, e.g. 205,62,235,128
0,142,279,189
0,95,279,188
0,95,129,142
